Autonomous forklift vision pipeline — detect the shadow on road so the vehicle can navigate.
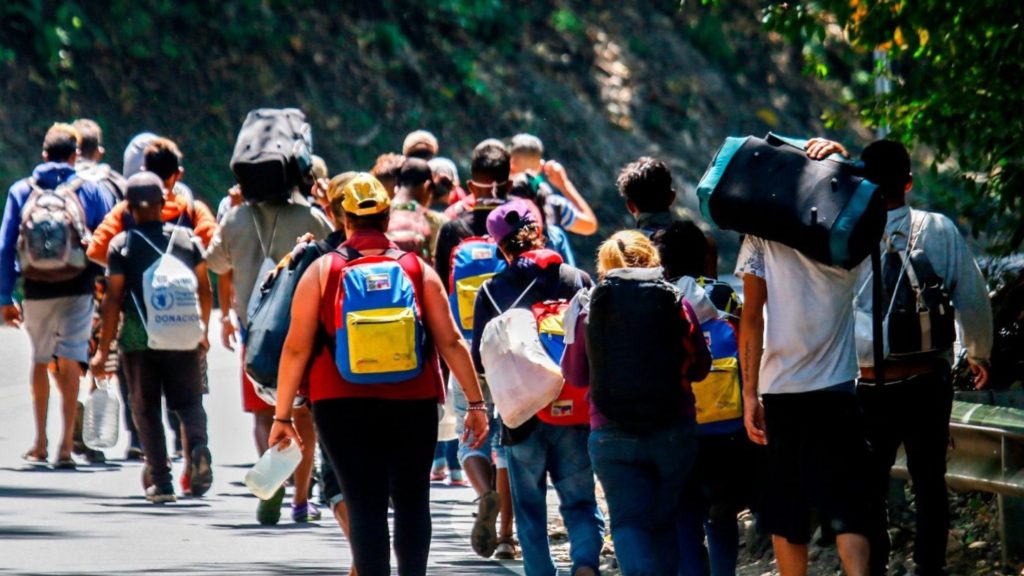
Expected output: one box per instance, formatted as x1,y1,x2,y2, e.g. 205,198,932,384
0,525,80,540
0,485,111,500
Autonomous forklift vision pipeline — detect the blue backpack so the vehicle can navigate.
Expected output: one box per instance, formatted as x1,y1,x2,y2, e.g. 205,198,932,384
693,316,743,435
447,236,506,339
333,247,425,384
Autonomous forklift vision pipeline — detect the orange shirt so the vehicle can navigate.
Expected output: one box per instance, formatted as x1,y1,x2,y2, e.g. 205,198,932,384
87,193,217,266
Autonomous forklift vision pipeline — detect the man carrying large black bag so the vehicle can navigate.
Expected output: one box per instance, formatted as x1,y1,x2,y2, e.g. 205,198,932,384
811,138,992,576
207,108,332,525
700,135,882,576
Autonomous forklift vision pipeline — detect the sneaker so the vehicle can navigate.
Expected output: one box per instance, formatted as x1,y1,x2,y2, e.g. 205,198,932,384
125,446,145,461
257,486,286,526
145,483,177,503
84,448,106,464
471,490,501,558
292,501,322,523
189,446,213,498
449,469,468,487
494,537,517,560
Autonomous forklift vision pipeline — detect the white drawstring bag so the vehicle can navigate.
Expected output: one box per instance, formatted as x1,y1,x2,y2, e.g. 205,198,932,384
130,229,204,351
479,279,564,429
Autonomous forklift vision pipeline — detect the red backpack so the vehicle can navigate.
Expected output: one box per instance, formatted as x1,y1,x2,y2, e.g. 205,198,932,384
531,300,590,426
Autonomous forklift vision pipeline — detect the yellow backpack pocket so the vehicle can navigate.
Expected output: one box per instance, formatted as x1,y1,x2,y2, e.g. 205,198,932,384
346,307,419,375
455,274,495,331
692,357,742,425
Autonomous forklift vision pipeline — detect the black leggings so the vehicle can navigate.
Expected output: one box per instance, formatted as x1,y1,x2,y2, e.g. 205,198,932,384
314,397,438,576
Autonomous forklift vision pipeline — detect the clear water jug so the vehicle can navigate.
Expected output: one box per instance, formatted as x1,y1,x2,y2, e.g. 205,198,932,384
84,378,120,449
244,442,302,500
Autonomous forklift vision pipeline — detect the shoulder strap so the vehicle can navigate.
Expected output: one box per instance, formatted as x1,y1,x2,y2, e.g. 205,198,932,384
129,228,171,258
482,277,538,315
870,244,886,384
250,208,280,260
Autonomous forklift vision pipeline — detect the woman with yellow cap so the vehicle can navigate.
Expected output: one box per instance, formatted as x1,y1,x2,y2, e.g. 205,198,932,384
269,174,489,576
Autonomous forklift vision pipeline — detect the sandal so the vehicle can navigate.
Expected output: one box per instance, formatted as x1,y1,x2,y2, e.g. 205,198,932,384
53,456,77,470
22,450,48,465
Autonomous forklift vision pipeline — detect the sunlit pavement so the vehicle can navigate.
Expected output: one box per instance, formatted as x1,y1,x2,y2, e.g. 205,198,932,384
0,312,528,575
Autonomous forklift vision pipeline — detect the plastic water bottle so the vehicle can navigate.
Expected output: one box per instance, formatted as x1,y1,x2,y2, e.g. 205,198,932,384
244,442,302,500
83,378,120,449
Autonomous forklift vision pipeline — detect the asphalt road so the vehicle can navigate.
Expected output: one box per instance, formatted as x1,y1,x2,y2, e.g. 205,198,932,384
0,312,528,575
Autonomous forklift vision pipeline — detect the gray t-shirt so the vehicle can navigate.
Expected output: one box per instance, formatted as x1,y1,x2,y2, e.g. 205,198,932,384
206,199,333,328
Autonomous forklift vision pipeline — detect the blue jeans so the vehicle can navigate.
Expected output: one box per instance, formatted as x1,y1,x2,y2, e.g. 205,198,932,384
589,418,697,576
506,422,604,576
451,376,506,468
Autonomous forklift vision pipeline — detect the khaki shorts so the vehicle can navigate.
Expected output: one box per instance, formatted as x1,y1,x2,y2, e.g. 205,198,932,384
22,294,94,364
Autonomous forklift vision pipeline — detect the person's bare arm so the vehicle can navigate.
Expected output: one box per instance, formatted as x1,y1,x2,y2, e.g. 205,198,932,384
739,274,768,445
218,271,237,350
543,160,598,236
195,261,212,350
419,263,489,448
266,263,321,451
89,274,125,377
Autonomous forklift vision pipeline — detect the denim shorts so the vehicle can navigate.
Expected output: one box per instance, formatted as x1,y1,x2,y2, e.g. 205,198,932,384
451,375,506,469
23,294,93,363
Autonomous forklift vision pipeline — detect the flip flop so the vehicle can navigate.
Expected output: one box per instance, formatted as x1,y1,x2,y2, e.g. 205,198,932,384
53,456,77,470
22,451,48,465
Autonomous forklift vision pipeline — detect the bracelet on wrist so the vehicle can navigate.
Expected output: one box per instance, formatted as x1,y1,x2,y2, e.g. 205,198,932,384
273,416,293,424
467,404,489,413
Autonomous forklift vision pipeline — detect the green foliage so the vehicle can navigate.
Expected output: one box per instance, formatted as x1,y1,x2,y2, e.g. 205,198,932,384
762,0,1024,254
550,8,584,36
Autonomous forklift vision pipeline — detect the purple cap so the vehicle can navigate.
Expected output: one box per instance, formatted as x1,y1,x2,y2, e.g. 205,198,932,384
486,199,537,244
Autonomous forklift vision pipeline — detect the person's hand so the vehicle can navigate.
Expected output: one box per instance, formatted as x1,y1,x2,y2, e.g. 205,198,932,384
805,138,850,160
89,351,109,379
228,184,243,207
268,419,303,452
968,359,991,390
295,232,315,246
744,393,768,446
221,316,237,351
542,159,569,191
462,411,490,450
2,304,22,328
200,334,210,352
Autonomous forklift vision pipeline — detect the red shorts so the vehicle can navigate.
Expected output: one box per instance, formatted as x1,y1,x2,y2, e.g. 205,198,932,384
241,344,273,413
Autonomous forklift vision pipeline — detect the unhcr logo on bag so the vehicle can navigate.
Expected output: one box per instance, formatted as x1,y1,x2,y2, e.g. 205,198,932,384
151,287,174,311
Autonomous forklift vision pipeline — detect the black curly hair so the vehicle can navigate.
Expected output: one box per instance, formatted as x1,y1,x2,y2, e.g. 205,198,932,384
616,156,675,213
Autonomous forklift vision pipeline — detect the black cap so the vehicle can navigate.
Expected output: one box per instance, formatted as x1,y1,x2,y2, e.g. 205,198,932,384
125,172,166,208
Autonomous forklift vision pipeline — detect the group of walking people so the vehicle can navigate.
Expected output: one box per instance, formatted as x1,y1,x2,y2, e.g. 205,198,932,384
1,117,993,576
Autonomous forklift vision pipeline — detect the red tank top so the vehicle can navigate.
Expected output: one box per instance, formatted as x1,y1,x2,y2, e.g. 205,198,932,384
309,231,443,403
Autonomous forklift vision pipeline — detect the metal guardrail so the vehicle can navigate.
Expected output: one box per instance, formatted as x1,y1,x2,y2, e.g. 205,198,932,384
890,400,1024,564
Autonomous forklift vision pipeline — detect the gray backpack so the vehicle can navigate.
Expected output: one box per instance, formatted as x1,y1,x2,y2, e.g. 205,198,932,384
17,177,90,282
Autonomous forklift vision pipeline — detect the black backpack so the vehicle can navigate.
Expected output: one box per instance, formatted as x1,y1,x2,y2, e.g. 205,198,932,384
230,108,312,203
585,275,687,429
244,239,326,404
881,212,955,357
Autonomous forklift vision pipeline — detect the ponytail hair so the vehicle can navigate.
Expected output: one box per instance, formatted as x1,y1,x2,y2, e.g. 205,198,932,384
597,230,661,276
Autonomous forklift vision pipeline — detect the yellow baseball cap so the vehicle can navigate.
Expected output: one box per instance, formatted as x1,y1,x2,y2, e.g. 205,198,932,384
341,173,390,216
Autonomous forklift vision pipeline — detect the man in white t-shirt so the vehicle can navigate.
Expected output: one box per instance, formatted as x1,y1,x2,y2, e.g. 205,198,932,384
735,144,874,576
